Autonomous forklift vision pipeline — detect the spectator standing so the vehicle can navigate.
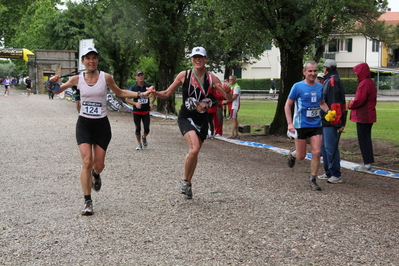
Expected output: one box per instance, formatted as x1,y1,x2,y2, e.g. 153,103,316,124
125,70,156,150
72,86,81,113
284,61,330,191
223,79,229,118
348,62,377,172
316,73,325,84
213,89,225,136
318,59,347,184
206,93,218,139
226,75,241,139
47,75,55,99
270,78,276,98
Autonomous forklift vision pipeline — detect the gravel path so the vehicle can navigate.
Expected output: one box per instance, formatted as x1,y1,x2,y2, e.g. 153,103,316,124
1,92,398,265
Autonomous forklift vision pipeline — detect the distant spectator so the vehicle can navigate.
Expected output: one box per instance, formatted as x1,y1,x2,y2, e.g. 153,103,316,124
47,75,55,99
225,75,241,139
72,86,81,113
206,93,218,139
25,76,32,96
270,78,276,98
213,89,225,136
316,73,324,84
3,76,11,96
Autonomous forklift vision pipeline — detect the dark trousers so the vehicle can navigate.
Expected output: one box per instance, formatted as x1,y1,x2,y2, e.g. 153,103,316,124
134,113,150,136
208,113,215,135
356,122,374,164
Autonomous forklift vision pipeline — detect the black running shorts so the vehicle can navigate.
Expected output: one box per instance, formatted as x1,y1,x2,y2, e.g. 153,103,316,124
177,109,208,142
76,116,112,151
296,127,322,140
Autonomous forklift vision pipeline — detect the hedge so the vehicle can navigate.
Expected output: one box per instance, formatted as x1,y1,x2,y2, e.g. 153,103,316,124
237,78,362,94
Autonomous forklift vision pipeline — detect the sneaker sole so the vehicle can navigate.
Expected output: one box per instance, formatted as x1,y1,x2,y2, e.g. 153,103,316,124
327,180,343,184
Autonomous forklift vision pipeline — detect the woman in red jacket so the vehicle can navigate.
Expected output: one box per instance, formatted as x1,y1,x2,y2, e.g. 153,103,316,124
348,63,377,172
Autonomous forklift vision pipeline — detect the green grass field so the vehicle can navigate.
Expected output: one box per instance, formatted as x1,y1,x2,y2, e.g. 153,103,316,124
175,98,399,144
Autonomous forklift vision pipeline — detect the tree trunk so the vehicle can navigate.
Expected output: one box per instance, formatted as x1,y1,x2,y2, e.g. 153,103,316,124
223,65,233,80
156,62,176,115
268,46,304,135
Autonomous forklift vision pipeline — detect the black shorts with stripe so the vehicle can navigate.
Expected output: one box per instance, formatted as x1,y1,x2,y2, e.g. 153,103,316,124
76,116,112,151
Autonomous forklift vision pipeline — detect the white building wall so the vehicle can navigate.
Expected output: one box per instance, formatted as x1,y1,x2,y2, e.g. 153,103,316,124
220,35,381,80
326,35,380,69
240,46,281,79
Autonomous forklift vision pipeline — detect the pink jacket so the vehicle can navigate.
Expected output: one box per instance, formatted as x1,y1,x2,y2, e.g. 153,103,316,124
349,63,377,123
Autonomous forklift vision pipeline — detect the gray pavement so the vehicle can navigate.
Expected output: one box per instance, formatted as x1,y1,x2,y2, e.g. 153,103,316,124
1,91,399,265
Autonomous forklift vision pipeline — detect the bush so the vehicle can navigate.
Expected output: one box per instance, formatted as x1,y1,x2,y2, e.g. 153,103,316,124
236,78,359,93
237,78,281,91
341,78,359,94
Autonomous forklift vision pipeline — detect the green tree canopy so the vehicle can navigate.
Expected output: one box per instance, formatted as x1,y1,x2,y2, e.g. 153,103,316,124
135,0,193,113
82,0,146,89
187,0,269,79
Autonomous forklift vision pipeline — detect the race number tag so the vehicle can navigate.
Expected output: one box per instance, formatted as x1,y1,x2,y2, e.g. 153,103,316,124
306,107,320,118
82,101,101,116
138,98,148,104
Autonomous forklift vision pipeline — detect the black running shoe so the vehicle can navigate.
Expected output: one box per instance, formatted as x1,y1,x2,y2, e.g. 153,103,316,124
92,169,102,192
309,179,322,191
180,180,193,199
186,185,193,199
287,148,296,168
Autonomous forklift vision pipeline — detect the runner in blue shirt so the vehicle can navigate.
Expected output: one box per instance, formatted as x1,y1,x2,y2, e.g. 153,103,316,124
284,61,331,191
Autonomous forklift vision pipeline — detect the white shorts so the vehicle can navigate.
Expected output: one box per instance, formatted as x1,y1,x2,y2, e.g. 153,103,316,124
230,109,239,119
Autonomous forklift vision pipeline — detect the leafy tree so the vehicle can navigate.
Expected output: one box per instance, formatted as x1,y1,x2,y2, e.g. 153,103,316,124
12,0,60,50
188,0,268,80
80,0,145,89
0,0,59,47
135,0,192,114
0,61,20,78
219,0,387,135
48,1,92,51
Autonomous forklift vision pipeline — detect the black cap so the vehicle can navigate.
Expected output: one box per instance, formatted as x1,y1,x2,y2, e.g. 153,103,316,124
135,70,144,76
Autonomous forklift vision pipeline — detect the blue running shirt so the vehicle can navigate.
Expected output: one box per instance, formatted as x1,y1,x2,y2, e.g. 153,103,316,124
288,80,323,129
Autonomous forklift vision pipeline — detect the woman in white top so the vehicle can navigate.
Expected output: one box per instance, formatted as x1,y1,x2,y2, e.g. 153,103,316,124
51,47,153,215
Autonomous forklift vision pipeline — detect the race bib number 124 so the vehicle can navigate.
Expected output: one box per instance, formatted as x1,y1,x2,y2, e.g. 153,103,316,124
82,101,101,116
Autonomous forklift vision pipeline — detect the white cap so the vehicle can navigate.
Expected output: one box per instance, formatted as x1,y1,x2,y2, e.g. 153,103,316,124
81,47,98,58
190,47,207,57
317,73,324,78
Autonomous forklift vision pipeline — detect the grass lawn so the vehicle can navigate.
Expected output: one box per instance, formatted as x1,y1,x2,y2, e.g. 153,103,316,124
175,98,399,144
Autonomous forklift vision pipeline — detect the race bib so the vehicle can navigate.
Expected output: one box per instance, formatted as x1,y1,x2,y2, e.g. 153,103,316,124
138,98,148,104
306,107,320,118
82,101,102,116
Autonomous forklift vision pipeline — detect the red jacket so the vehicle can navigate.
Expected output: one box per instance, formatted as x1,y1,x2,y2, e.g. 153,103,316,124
349,63,377,123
